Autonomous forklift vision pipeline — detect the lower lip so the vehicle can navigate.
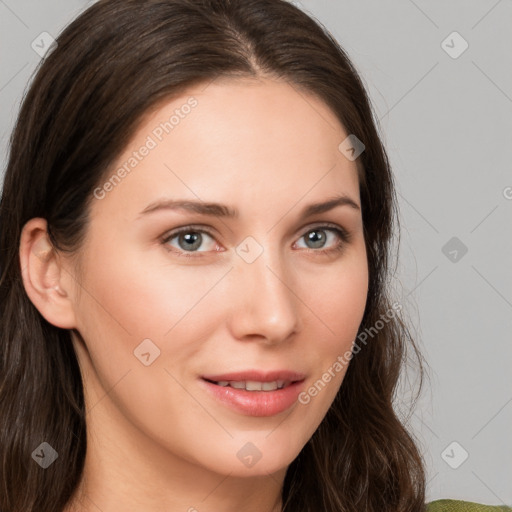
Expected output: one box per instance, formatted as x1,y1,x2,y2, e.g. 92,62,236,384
200,379,304,417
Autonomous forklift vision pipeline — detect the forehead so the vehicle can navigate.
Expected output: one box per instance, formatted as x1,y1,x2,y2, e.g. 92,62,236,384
92,76,361,220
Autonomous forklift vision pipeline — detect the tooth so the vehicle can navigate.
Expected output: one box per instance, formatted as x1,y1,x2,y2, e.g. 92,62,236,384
230,381,246,389
216,381,229,386
262,381,278,391
245,381,263,391
277,380,285,389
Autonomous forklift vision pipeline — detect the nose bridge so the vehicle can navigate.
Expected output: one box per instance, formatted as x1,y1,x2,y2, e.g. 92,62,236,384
229,234,299,343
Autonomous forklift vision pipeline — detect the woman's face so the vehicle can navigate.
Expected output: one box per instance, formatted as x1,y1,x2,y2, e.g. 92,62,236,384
67,76,368,478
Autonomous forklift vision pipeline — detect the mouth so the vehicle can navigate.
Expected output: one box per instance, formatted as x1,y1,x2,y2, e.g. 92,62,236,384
199,370,306,417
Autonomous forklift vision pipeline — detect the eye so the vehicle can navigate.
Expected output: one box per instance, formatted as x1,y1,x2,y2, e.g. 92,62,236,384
161,226,219,257
294,224,350,254
160,223,351,258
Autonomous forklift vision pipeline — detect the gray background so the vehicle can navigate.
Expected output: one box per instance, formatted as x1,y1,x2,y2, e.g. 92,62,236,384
1,0,510,506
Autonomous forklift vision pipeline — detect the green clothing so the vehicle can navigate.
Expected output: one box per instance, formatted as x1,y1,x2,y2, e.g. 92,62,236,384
426,499,512,511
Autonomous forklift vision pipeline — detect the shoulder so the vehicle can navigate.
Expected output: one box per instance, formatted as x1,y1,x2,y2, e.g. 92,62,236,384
426,499,512,512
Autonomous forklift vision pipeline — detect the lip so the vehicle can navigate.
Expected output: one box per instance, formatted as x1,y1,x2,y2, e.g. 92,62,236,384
200,369,306,417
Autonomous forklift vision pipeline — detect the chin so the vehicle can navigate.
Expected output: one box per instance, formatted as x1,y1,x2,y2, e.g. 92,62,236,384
191,435,303,477
237,436,303,476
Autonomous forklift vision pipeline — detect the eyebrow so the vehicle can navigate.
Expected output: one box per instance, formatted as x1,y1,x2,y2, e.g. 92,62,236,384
137,194,360,220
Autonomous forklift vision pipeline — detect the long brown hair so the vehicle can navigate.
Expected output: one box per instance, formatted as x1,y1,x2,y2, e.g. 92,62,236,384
0,1,429,510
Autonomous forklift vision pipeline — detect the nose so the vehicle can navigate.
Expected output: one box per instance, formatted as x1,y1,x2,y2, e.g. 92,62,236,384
227,246,300,345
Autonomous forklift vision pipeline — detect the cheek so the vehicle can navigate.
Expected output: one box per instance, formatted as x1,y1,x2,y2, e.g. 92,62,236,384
71,248,228,452
306,250,369,346
73,244,234,392
77,244,219,337
302,252,368,380
298,251,368,402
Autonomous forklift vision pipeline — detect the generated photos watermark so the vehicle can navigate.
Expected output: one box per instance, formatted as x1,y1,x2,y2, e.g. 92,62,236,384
93,96,198,200
298,301,402,405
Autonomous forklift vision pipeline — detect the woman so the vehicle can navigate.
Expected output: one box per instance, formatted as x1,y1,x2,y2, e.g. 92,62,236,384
0,1,509,511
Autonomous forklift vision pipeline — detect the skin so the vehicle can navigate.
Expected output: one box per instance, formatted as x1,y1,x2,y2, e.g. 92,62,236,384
19,76,368,512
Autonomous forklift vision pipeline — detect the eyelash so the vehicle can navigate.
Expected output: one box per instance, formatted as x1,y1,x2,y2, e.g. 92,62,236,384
160,223,352,259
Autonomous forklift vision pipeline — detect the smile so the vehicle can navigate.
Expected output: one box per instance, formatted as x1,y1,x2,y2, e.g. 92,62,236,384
200,377,305,416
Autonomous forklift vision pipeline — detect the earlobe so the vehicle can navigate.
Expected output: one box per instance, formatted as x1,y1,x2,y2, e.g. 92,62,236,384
19,217,77,329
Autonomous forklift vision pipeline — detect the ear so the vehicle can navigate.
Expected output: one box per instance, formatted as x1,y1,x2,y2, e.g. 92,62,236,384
19,217,78,329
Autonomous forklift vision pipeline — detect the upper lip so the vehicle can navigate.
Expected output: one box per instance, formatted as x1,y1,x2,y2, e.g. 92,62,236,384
201,370,306,382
